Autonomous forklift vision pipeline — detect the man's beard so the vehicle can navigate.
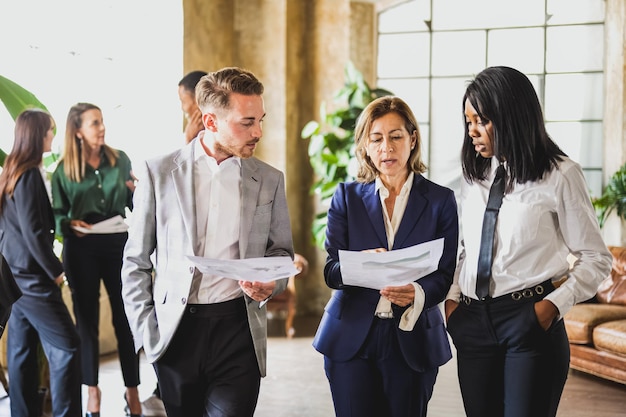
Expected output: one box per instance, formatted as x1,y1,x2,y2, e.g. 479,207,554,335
215,139,258,159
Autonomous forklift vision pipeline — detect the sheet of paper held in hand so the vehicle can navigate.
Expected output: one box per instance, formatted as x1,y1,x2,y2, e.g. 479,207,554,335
338,238,444,290
186,255,300,282
70,215,129,234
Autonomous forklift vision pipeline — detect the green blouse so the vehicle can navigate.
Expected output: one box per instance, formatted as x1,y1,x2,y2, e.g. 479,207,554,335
51,150,134,237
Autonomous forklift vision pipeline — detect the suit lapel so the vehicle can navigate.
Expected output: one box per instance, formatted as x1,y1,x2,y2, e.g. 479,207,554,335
361,182,388,248
171,144,199,254
240,158,260,258
394,174,428,249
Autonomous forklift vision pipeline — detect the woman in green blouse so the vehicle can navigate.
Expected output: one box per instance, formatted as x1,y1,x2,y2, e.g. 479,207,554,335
51,103,142,417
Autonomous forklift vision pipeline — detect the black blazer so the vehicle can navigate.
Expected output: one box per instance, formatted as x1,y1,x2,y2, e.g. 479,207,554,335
0,168,63,297
0,253,21,338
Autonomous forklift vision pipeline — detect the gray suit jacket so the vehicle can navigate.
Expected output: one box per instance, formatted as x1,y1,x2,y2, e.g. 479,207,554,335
121,139,293,376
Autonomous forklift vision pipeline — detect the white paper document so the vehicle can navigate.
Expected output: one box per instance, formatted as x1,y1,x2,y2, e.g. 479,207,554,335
71,215,129,234
338,238,444,290
186,255,300,283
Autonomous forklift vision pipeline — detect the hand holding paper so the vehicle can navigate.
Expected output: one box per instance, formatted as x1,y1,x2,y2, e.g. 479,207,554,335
338,238,444,290
70,215,129,234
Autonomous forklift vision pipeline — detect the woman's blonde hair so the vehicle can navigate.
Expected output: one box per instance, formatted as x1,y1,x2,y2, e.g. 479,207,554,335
62,103,118,182
354,96,426,183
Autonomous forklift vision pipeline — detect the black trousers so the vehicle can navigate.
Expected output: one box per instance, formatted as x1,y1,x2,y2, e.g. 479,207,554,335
154,298,261,417
8,287,82,417
63,233,140,387
447,282,570,417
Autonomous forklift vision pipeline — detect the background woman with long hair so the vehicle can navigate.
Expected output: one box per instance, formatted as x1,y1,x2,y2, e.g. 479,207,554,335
52,103,141,417
0,108,81,417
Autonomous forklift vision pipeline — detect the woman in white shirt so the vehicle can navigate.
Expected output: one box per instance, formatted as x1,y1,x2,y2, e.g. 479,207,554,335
445,66,612,417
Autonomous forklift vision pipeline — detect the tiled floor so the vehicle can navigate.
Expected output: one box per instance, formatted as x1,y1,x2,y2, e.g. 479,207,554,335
1,315,625,416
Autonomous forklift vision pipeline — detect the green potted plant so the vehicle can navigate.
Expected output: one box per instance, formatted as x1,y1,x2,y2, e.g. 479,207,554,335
300,62,392,249
593,163,626,228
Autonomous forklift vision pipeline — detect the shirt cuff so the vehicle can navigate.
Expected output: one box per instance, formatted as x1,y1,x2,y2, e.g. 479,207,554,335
446,283,462,303
399,282,425,332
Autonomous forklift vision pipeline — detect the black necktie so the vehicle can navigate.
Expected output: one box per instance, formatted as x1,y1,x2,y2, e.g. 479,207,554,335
476,164,506,299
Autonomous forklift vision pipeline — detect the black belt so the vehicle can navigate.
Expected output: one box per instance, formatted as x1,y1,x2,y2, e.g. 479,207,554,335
185,297,246,317
460,279,555,306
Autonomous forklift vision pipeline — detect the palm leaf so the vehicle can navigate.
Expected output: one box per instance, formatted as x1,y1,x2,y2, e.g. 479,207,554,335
0,75,49,119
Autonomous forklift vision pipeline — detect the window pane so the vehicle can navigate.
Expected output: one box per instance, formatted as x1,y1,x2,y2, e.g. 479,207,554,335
488,28,545,74
429,77,467,188
547,0,605,24
378,33,430,78
379,0,430,33
546,121,603,167
432,31,487,76
583,170,603,199
376,78,430,123
544,73,603,120
546,25,604,72
432,0,545,30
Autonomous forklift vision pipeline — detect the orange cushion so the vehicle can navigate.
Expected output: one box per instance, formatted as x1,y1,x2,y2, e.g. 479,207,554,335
594,320,626,356
564,304,626,344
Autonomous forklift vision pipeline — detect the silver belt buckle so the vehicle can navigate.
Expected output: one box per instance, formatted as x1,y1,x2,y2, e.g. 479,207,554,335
375,311,394,319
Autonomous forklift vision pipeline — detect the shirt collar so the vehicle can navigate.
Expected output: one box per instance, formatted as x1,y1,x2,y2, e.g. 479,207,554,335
375,171,414,197
194,133,241,168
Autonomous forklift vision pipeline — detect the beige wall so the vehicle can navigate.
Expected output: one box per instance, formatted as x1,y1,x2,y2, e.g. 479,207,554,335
182,0,372,314
604,0,626,246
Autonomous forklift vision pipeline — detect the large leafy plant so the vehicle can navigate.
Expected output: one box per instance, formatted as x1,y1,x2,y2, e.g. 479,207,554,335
301,62,392,249
0,74,51,166
593,162,626,228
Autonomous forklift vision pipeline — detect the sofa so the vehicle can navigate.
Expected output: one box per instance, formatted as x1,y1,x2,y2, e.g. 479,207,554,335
564,246,626,384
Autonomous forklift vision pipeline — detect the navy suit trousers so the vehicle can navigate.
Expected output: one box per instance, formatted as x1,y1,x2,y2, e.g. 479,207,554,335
8,288,81,417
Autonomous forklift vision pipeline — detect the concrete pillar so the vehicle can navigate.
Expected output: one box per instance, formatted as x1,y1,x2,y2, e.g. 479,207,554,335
603,0,626,246
181,0,357,314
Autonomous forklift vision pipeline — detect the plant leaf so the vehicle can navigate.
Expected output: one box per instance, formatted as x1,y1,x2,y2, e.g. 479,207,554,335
0,75,49,119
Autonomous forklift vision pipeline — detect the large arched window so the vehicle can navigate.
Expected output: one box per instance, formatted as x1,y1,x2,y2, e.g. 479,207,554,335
377,0,605,197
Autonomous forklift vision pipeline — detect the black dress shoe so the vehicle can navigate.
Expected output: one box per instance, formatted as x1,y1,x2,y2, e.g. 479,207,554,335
85,413,100,417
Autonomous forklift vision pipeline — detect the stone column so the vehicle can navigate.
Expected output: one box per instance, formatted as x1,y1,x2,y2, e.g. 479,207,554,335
603,0,626,246
181,0,355,315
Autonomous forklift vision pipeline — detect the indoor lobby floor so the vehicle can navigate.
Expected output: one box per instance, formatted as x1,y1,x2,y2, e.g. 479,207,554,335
0,314,625,416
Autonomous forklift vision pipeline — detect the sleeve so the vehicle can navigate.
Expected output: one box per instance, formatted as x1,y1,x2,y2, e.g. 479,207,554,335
14,170,64,280
119,150,134,211
264,171,294,297
323,183,349,289
544,162,613,316
51,165,72,238
416,188,459,309
121,159,157,351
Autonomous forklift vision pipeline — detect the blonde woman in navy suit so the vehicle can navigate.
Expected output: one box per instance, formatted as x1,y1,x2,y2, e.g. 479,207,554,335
313,96,459,417
0,109,81,417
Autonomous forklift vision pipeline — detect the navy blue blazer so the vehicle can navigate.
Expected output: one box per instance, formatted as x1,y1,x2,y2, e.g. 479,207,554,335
0,168,63,297
313,174,459,372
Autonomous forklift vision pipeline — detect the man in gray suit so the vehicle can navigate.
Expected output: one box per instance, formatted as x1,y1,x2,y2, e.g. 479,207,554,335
122,67,294,417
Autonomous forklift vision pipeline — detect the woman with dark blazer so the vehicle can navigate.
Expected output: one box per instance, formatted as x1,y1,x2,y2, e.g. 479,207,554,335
0,109,81,417
313,96,459,417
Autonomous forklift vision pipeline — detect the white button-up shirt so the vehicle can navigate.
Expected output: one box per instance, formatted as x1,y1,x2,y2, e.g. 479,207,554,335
189,137,243,304
448,156,612,316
